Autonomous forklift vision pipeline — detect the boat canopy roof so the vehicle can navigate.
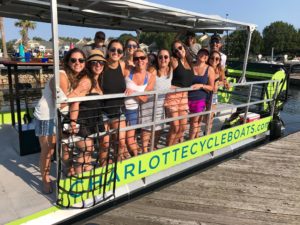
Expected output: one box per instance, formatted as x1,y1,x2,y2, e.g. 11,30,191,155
0,0,256,33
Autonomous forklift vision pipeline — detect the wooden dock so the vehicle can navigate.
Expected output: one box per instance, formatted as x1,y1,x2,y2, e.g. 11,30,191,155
79,132,300,225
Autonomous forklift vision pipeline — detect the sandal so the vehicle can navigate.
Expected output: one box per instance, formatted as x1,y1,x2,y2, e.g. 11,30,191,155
42,181,53,194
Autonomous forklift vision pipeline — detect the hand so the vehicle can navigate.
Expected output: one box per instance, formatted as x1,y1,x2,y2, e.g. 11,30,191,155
224,81,230,90
191,84,201,90
125,88,135,96
70,122,79,134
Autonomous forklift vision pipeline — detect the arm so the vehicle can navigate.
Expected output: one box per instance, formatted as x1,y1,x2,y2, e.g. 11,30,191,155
68,77,92,133
219,68,230,90
170,57,179,70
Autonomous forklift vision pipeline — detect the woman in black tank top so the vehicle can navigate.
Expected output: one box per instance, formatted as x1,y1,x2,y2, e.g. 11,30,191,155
100,39,128,161
69,49,107,172
165,40,193,146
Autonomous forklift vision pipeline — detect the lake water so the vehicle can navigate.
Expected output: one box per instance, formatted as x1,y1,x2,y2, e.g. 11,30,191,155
281,84,300,135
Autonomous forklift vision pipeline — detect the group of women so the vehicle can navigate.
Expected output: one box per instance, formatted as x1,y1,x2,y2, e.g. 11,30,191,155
34,37,229,194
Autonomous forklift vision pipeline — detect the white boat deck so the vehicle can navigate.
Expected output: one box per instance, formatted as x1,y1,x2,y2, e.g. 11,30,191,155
0,125,56,224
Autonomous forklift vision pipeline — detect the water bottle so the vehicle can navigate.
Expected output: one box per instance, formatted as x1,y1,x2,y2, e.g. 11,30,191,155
19,43,25,62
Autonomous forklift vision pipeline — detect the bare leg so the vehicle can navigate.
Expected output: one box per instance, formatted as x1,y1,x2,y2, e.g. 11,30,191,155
39,135,55,193
189,116,200,140
141,129,151,153
111,119,127,161
126,129,139,156
166,109,180,146
176,109,188,143
100,123,110,166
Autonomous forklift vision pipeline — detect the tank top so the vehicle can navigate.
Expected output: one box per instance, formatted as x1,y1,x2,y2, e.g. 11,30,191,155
77,93,105,137
171,60,193,88
125,70,149,110
101,63,126,117
188,66,209,101
34,78,55,120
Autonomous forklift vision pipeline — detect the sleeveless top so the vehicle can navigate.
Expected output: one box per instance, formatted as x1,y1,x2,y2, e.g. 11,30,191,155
101,63,126,117
171,59,193,88
188,66,209,101
125,70,149,110
34,70,72,120
34,78,55,120
77,92,105,137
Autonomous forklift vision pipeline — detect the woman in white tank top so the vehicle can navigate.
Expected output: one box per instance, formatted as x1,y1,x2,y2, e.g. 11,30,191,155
123,49,156,157
34,48,90,193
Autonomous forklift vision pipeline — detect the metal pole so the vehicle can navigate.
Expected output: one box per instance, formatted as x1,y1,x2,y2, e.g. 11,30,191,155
243,84,253,124
226,13,229,56
239,25,255,83
50,0,60,198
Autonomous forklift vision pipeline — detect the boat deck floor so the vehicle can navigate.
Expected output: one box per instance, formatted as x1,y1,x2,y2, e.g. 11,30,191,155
78,131,300,225
0,125,56,224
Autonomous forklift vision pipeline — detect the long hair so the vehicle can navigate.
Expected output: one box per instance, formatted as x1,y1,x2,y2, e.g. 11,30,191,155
208,50,223,74
63,48,87,89
171,40,192,69
86,62,103,91
157,48,172,78
125,38,139,49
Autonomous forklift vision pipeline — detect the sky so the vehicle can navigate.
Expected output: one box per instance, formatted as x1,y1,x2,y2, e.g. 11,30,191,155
3,0,300,41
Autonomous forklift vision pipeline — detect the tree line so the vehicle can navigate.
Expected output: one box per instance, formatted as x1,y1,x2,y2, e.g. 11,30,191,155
1,19,300,59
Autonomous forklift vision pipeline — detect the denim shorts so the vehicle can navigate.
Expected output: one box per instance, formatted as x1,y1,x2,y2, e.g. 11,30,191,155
125,108,139,126
35,119,55,136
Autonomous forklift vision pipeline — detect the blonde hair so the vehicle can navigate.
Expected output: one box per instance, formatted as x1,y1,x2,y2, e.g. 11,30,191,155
133,48,147,57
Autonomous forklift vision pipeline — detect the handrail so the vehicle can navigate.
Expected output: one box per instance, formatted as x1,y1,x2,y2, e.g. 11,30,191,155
60,80,279,104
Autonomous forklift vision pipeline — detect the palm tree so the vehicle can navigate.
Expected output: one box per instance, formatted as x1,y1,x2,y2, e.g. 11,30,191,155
14,20,36,47
0,17,8,58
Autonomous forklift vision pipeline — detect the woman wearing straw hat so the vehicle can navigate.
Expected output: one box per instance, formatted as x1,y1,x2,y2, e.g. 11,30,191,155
69,49,107,172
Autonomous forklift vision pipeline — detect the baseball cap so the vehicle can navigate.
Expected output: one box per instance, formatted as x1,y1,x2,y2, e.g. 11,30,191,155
210,34,222,43
94,31,106,40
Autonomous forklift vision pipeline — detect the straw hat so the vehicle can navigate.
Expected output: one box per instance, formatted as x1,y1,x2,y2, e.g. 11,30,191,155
87,49,106,62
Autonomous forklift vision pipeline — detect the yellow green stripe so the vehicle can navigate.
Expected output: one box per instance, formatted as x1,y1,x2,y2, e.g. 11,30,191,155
6,206,60,225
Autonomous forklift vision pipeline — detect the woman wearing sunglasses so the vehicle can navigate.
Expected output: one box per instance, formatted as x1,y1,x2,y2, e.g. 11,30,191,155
124,49,156,156
34,48,90,193
100,39,128,161
141,49,172,152
164,40,193,146
188,48,214,139
124,38,139,68
69,49,107,172
206,50,230,134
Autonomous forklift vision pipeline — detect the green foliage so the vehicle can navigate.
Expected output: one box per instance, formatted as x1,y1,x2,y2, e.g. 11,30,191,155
227,30,263,58
49,37,79,43
14,20,36,46
32,36,45,42
6,39,17,53
117,33,137,46
139,32,176,51
263,21,298,55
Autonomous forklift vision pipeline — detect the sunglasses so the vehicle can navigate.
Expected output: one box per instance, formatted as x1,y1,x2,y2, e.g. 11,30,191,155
158,55,169,60
109,47,123,55
127,44,137,49
69,58,85,64
95,37,105,41
174,45,183,53
210,56,220,61
133,56,147,61
211,40,220,45
90,60,105,66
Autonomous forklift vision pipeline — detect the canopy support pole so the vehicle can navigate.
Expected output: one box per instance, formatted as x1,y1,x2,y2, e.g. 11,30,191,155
50,0,60,198
239,25,255,83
